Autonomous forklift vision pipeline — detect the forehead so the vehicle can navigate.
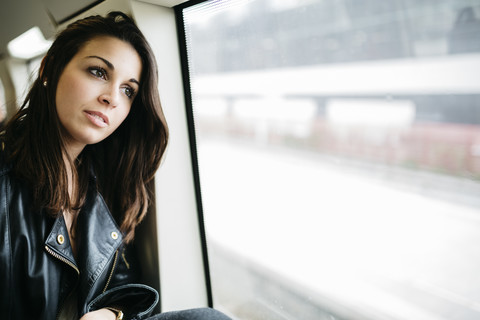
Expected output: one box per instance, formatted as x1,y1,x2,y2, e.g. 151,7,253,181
75,36,142,79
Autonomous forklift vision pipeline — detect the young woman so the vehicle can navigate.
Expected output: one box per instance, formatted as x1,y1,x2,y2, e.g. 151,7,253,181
0,12,230,320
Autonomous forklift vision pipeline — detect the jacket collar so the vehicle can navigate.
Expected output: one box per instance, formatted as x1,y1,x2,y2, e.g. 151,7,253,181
44,185,123,289
45,215,77,270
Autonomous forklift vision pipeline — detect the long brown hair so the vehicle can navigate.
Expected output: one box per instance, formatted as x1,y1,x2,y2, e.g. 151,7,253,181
2,12,168,243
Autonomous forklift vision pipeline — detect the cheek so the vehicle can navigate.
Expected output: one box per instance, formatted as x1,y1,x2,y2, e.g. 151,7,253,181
122,105,132,121
119,103,132,122
56,74,91,110
111,106,132,131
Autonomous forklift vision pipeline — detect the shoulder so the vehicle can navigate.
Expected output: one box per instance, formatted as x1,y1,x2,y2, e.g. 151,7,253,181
0,145,26,213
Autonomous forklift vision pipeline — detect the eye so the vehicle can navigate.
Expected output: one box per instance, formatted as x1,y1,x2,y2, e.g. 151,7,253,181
122,86,136,99
88,66,107,80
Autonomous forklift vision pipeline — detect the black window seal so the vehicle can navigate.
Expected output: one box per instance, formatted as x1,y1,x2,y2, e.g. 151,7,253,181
174,0,214,308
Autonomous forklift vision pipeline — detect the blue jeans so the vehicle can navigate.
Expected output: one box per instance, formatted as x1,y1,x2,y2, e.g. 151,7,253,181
144,308,232,320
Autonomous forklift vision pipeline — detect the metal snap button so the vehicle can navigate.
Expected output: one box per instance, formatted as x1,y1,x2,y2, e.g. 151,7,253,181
57,234,65,245
111,231,118,240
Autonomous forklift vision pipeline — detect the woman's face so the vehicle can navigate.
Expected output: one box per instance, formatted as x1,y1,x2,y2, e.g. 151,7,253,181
55,35,142,157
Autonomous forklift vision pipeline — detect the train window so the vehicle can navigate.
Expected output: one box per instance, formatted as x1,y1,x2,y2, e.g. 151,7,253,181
180,0,480,319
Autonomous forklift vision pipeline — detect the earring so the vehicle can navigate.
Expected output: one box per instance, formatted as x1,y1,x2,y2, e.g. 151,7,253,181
43,80,47,87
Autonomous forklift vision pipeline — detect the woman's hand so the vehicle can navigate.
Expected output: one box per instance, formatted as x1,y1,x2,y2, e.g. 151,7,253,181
79,308,117,320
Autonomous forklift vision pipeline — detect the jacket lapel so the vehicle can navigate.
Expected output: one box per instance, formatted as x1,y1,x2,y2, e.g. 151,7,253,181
76,190,123,290
44,184,123,297
44,215,78,272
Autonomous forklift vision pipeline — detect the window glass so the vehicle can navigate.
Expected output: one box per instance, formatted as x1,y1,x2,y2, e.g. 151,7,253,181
183,0,480,319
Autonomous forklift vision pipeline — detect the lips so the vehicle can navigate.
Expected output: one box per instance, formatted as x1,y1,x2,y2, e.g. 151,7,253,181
84,110,109,128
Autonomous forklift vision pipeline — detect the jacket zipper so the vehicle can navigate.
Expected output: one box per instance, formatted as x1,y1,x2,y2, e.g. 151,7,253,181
103,250,119,292
45,245,80,320
45,245,80,274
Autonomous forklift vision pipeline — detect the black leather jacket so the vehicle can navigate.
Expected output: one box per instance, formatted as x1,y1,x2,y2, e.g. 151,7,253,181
0,160,158,319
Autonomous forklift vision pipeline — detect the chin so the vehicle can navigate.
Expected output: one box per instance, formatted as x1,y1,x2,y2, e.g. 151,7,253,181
78,135,109,146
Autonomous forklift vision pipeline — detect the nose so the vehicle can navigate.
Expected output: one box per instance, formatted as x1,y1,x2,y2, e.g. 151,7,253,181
98,88,119,108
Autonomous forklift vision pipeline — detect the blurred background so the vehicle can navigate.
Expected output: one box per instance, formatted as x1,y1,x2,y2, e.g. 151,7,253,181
183,0,480,319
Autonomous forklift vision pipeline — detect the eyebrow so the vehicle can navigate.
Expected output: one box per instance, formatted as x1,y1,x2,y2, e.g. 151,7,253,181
86,55,140,85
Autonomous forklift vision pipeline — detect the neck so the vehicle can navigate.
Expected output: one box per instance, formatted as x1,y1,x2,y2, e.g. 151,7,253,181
65,143,85,162
63,131,86,161
62,150,79,204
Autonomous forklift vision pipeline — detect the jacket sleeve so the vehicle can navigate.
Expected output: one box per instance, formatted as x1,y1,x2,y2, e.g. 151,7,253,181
88,243,159,320
87,284,158,320
111,243,143,286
